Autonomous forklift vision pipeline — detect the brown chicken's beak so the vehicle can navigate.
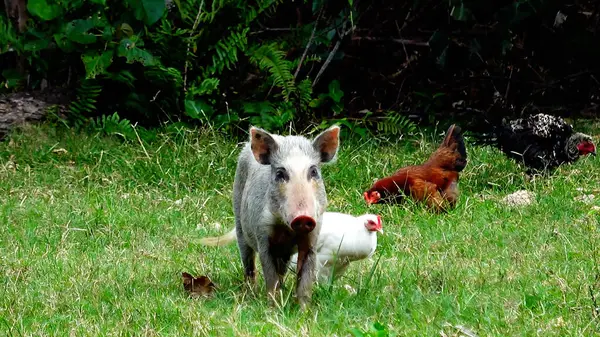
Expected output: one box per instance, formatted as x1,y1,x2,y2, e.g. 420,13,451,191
592,151,597,156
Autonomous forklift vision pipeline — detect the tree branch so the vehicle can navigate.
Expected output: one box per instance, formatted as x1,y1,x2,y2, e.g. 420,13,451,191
351,36,430,47
294,5,325,79
183,0,204,92
312,16,353,88
312,40,341,88
249,27,295,35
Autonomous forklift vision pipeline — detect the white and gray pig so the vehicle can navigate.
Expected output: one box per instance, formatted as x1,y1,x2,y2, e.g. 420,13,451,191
199,125,341,309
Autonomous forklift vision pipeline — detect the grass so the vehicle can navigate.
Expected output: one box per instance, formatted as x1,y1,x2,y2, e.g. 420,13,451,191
0,121,599,336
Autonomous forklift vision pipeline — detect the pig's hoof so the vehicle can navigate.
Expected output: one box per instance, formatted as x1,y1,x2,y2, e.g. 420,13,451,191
297,298,311,312
291,215,316,233
244,271,256,282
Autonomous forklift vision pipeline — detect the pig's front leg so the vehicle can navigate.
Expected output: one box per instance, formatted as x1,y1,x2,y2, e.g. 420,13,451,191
295,233,317,310
258,246,284,303
262,225,295,303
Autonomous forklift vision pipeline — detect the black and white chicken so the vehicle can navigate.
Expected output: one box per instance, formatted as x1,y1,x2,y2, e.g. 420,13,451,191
289,212,383,283
473,113,596,173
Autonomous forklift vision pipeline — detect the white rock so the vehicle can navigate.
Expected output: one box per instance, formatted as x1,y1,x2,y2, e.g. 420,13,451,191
343,284,356,295
501,190,535,207
574,194,595,204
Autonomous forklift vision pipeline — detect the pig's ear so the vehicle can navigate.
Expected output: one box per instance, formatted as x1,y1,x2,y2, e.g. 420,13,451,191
312,125,341,163
250,126,279,165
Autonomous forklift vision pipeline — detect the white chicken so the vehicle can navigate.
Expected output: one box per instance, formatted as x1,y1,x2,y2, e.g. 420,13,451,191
289,212,383,283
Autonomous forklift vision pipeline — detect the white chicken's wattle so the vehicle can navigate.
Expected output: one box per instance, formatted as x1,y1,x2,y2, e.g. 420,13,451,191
289,212,383,283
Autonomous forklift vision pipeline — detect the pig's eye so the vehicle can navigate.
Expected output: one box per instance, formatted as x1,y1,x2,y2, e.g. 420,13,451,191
275,168,288,182
308,165,319,179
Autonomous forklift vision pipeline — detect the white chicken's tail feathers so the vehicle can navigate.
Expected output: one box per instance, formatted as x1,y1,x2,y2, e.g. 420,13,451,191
197,228,237,246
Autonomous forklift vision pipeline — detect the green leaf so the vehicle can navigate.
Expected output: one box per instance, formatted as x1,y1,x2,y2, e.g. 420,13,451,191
66,19,98,44
90,0,106,4
332,102,344,115
352,126,368,138
185,99,214,120
117,23,134,38
54,33,74,52
309,93,328,108
102,25,114,41
82,51,113,79
326,28,336,41
23,38,49,51
27,0,62,21
312,0,325,14
2,68,25,88
117,38,157,66
243,101,275,116
328,80,344,103
129,0,166,26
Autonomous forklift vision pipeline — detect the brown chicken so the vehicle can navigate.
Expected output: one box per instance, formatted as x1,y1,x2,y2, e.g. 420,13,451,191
363,124,467,212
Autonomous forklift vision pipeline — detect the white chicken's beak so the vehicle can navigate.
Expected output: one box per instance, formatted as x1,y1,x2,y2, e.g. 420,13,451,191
377,228,384,235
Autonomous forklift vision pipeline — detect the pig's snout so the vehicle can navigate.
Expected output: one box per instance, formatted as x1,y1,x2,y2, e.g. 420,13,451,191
291,215,316,233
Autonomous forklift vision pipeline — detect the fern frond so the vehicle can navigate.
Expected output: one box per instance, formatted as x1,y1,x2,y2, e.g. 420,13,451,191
91,112,135,140
0,13,19,51
289,54,321,70
296,79,313,106
247,43,296,101
369,111,417,137
203,26,249,76
69,79,102,128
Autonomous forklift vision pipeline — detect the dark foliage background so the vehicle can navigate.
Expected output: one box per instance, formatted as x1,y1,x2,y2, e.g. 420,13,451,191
1,0,599,139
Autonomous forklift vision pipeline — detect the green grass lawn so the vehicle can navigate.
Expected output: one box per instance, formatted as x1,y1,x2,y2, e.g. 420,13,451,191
1,122,599,336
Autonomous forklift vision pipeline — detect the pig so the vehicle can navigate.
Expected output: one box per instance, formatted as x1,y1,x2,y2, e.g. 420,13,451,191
198,125,341,309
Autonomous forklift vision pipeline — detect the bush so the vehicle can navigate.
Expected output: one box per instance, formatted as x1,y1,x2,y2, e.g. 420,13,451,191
2,0,598,138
